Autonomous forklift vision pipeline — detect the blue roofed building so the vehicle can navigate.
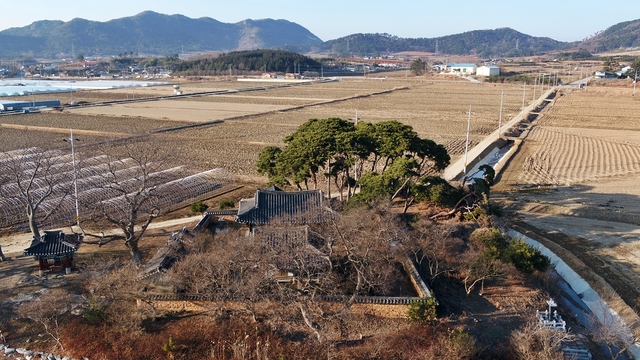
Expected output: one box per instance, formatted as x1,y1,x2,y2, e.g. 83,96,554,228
446,63,478,75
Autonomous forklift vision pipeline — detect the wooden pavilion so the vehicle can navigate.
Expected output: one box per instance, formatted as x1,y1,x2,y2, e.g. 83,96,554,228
23,230,79,276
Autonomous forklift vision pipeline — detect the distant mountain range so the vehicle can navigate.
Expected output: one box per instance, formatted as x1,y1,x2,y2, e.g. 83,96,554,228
286,29,574,58
0,11,322,58
1,11,639,59
579,19,640,53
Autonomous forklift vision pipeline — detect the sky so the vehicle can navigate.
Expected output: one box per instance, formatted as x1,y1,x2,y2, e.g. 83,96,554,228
0,0,637,43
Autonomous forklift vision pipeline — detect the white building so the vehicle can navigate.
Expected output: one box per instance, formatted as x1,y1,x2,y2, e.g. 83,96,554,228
446,63,478,75
476,65,501,76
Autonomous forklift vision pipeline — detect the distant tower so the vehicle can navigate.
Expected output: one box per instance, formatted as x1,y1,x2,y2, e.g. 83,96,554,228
435,39,439,55
516,38,519,51
347,38,350,54
72,43,76,59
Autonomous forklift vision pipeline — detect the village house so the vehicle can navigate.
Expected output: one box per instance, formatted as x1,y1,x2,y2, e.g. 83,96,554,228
476,65,501,76
446,63,478,75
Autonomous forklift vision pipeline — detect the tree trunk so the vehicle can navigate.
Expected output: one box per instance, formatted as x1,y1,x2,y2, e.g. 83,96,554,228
125,238,142,264
381,157,394,173
346,167,352,200
27,204,40,238
311,170,318,190
326,160,331,199
299,303,322,342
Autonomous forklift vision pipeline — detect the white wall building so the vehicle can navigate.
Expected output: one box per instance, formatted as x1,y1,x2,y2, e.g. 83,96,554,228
446,63,477,75
476,65,501,76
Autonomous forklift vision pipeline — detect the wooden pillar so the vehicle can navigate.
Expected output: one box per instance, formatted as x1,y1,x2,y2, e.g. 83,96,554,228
65,255,72,274
38,258,46,276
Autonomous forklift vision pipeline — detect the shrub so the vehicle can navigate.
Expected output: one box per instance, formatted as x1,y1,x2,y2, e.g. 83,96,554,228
218,199,235,210
82,296,107,324
407,296,438,324
423,177,464,207
469,227,509,259
505,239,550,274
189,201,208,214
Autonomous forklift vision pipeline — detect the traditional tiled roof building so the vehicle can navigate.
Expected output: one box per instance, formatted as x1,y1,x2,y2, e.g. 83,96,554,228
235,187,332,225
23,230,80,276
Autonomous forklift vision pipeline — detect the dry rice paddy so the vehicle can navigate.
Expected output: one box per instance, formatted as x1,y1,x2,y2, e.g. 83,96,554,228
0,78,531,175
494,85,640,320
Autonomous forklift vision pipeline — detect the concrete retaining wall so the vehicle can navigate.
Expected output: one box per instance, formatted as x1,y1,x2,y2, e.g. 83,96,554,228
444,89,556,181
509,229,640,359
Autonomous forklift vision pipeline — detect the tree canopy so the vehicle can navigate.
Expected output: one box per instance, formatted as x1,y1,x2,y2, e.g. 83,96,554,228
257,118,450,210
173,50,321,75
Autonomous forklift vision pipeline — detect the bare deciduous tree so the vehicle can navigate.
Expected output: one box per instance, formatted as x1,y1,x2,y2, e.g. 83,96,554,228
169,204,406,344
86,140,169,263
18,289,73,350
587,290,637,360
458,244,504,295
407,218,464,283
80,259,156,335
510,321,574,360
0,147,72,237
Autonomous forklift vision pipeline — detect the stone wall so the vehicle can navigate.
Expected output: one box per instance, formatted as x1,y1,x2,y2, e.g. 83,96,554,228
142,297,413,319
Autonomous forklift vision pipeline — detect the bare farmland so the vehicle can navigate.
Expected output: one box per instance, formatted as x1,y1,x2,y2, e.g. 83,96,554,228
1,79,531,176
494,85,640,327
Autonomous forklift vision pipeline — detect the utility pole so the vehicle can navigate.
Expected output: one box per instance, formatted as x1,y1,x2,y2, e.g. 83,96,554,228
498,91,504,138
63,129,81,228
464,105,473,176
634,69,638,96
521,82,526,120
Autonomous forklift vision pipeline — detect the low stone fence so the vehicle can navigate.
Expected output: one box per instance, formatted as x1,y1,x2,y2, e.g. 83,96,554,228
141,293,422,319
403,259,434,299
142,255,434,320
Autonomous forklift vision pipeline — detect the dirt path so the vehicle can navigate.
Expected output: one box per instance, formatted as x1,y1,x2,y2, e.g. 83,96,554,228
0,215,203,257
0,123,128,137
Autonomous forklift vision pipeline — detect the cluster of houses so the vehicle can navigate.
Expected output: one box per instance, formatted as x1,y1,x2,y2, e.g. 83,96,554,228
432,63,501,76
594,66,635,79
261,71,319,80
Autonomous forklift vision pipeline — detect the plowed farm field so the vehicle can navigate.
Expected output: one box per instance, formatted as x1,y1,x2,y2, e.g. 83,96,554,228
0,78,530,175
494,86,640,323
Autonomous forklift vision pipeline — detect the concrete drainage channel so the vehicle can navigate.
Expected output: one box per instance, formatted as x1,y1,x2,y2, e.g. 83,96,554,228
510,229,640,358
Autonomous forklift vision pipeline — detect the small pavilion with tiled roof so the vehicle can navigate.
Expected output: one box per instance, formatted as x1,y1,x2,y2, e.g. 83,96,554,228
24,230,79,276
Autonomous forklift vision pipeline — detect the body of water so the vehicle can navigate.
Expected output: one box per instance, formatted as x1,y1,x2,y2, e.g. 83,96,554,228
0,79,171,97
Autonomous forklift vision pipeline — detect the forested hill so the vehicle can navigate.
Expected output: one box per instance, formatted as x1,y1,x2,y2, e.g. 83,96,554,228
286,29,574,57
172,50,321,75
578,18,640,53
0,11,322,58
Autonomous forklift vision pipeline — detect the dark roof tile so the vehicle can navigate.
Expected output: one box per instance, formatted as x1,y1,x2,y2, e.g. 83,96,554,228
236,189,331,225
23,230,77,257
